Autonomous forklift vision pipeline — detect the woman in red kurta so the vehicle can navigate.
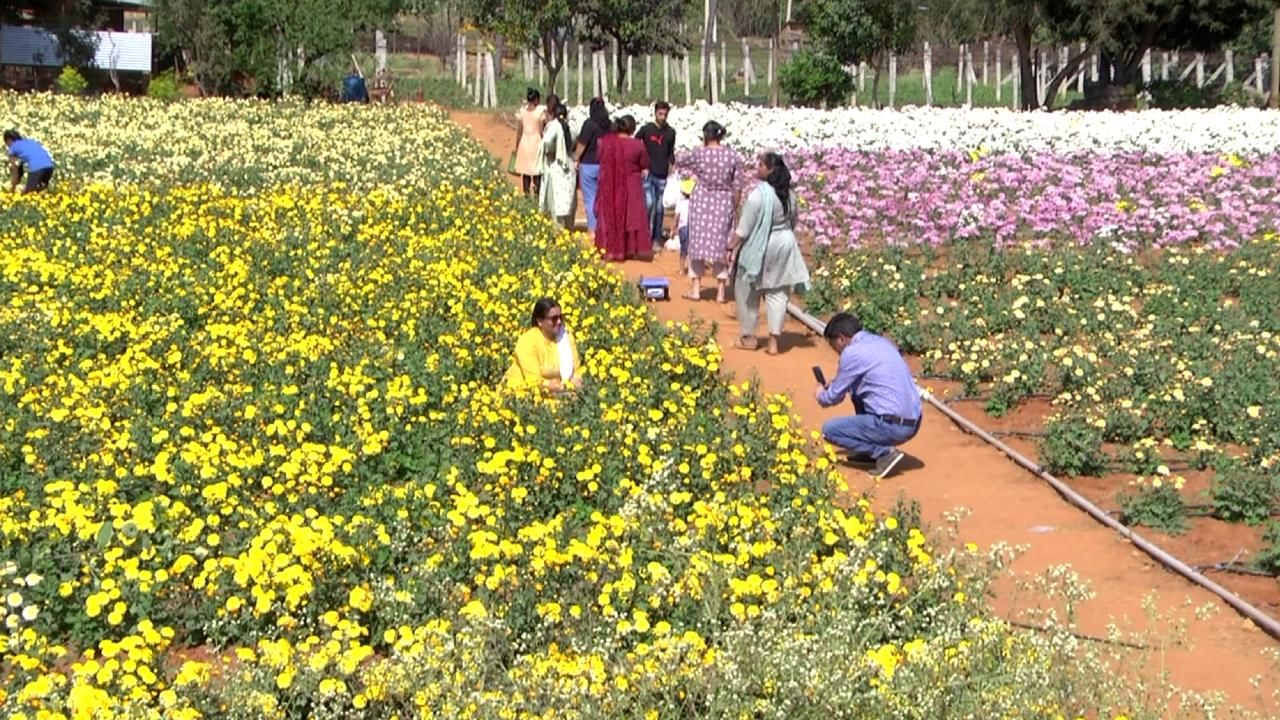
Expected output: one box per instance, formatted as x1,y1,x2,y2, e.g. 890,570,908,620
594,115,651,262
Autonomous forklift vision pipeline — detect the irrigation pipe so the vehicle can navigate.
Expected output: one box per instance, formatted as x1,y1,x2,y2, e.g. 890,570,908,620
786,301,1280,641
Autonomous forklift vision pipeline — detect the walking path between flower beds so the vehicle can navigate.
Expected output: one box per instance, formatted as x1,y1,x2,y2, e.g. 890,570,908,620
448,110,1278,710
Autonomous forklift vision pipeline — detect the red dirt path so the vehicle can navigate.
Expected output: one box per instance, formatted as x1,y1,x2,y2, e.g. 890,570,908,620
449,109,1279,711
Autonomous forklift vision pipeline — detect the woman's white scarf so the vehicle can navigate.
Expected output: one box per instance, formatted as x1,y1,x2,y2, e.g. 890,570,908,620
556,327,575,382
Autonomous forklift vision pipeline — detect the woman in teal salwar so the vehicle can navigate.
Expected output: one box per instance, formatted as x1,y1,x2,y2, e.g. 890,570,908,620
727,152,810,355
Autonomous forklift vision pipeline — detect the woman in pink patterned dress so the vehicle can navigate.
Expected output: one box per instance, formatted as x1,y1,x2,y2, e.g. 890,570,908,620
675,121,738,303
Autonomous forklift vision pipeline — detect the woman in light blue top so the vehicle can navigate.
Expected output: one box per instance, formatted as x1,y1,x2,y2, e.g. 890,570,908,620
727,152,809,355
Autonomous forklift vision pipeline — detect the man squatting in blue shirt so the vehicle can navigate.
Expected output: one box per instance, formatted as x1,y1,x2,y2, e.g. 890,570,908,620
5,130,55,194
815,312,922,479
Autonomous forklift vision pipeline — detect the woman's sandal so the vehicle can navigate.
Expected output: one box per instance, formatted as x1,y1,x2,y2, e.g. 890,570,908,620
732,338,759,351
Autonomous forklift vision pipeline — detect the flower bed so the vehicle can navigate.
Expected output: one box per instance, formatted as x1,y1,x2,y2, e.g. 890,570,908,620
573,102,1280,154
788,149,1280,249
0,95,1172,718
807,237,1280,535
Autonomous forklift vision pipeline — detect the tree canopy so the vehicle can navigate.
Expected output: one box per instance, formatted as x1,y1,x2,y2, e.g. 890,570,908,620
154,0,403,97
466,0,688,93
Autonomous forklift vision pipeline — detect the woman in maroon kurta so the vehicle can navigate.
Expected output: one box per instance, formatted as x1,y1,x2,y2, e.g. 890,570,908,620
594,115,651,262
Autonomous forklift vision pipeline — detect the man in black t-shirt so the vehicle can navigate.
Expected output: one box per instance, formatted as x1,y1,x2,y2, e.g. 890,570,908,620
635,102,677,250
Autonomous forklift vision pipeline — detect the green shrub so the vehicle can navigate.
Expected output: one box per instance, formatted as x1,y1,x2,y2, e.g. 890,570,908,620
1211,461,1275,524
56,66,89,95
780,49,854,108
147,70,183,101
1039,413,1107,477
1118,478,1189,535
1143,78,1263,109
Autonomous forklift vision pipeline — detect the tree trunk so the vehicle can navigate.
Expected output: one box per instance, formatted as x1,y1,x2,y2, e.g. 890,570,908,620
871,64,882,109
613,35,627,92
1013,24,1037,110
538,33,564,95
1041,45,1092,109
1272,8,1280,108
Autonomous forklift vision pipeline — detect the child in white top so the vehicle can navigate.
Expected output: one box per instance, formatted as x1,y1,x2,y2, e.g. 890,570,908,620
674,177,693,273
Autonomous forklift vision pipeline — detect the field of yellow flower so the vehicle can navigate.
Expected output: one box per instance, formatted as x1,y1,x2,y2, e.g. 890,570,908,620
0,94,1174,719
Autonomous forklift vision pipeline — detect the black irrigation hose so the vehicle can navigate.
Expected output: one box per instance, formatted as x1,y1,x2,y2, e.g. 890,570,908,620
787,302,1280,642
1007,620,1150,650
1194,563,1279,579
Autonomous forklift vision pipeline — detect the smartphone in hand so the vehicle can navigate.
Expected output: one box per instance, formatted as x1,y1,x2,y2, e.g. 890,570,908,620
812,366,827,387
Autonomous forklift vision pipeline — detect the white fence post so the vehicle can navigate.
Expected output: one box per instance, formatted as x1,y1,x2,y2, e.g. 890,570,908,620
768,40,775,92
982,40,989,84
683,54,692,106
709,45,719,103
627,54,633,94
995,44,1003,102
577,43,584,104
1141,49,1151,85
965,44,974,107
923,41,933,106
1012,52,1020,109
888,52,897,109
1079,41,1088,92
1225,49,1234,85
720,40,727,97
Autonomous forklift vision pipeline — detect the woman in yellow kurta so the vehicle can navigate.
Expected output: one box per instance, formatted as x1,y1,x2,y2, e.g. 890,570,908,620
505,298,582,393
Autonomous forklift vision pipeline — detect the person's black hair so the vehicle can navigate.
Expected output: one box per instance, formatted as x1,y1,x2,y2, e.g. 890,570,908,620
701,120,726,143
531,297,561,326
760,152,792,216
654,100,671,112
3,130,20,144
526,87,541,103
615,114,637,135
546,93,561,113
554,103,572,157
588,96,609,125
823,312,863,341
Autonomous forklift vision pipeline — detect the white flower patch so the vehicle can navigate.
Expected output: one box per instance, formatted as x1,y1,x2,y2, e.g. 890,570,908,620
570,102,1280,154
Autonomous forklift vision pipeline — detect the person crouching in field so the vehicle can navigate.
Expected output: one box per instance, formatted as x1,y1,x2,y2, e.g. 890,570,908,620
5,130,54,194
505,298,582,395
815,313,921,479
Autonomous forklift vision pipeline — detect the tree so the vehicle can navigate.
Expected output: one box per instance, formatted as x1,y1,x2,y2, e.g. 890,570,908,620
779,47,855,106
1075,0,1270,90
154,0,404,96
580,0,690,92
467,0,575,94
942,0,1270,109
797,0,917,106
